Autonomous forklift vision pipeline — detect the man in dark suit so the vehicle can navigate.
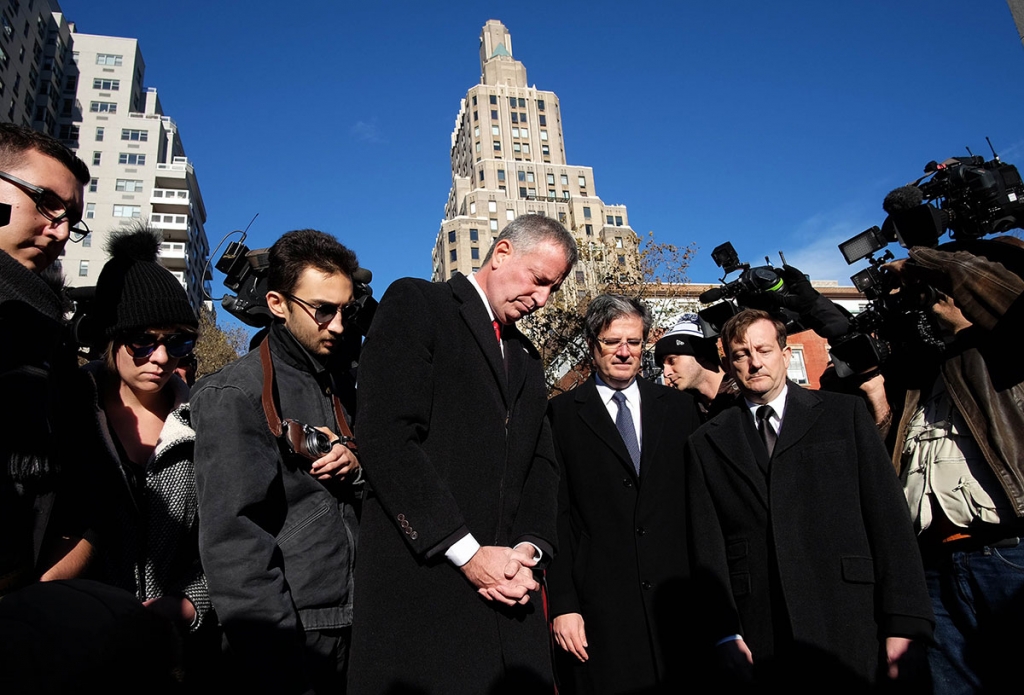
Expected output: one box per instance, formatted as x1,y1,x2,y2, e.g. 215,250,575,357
547,295,701,694
349,214,577,694
686,309,933,689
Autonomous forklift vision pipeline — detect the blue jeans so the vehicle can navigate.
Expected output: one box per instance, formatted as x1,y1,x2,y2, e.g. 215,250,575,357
924,540,1024,694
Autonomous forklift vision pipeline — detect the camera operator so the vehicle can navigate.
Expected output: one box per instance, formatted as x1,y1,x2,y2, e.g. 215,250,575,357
191,230,362,694
874,238,1024,694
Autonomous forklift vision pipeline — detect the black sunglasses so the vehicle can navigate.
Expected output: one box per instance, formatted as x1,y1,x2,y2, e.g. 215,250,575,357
123,332,197,359
286,293,358,326
0,170,91,242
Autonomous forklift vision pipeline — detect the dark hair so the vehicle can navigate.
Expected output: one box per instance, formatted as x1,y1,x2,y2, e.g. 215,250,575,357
267,229,359,295
0,123,91,185
720,309,787,353
481,213,578,267
585,294,653,343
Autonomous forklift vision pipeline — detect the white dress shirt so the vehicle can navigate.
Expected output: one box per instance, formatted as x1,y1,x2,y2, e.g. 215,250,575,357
594,374,643,450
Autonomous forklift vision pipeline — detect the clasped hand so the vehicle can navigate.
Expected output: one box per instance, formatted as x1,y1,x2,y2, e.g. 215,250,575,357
460,544,539,606
310,426,360,481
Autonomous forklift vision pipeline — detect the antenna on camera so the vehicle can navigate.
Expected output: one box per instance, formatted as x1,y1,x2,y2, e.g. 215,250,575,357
986,136,999,162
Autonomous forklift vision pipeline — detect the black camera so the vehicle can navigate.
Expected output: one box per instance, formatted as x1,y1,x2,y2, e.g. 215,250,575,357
281,419,338,461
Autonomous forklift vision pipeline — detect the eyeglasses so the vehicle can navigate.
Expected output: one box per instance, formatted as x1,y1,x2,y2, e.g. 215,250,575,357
286,293,357,326
0,170,91,242
122,332,197,359
596,337,644,352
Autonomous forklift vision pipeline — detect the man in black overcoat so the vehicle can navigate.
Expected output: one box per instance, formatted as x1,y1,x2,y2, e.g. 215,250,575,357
546,295,700,694
349,215,577,694
685,309,933,689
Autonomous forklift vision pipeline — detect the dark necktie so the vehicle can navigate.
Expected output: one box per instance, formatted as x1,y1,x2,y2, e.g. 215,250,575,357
613,391,641,476
756,405,777,459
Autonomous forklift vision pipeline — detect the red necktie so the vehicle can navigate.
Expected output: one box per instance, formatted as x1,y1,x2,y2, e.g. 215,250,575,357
492,319,502,344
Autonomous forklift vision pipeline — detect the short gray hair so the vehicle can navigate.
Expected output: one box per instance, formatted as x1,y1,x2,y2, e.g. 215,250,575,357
481,213,578,267
584,294,653,343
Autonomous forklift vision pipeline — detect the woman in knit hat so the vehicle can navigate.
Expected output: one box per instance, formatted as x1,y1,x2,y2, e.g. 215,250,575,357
78,221,216,684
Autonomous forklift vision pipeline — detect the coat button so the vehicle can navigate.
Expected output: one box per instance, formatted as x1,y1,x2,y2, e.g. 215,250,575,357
411,531,418,540
641,581,652,590
397,514,406,521
400,520,410,529
636,527,646,536
622,478,633,488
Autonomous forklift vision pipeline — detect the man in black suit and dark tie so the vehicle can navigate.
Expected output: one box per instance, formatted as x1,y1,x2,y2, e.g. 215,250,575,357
685,309,933,689
547,295,701,694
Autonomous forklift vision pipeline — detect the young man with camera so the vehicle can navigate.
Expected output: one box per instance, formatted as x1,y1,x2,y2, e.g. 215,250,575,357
192,229,361,694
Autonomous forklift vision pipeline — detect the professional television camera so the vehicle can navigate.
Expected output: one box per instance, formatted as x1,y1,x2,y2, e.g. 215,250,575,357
830,143,1024,377
696,241,848,340
216,232,377,338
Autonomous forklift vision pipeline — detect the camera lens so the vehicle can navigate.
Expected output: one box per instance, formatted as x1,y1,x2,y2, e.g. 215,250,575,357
305,428,334,457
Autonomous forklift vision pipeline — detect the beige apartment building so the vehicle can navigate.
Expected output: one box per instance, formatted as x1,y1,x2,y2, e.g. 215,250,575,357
433,20,640,297
1,1,211,311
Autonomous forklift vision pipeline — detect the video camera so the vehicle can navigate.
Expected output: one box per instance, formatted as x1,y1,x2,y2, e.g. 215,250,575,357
829,143,1024,377
216,234,377,337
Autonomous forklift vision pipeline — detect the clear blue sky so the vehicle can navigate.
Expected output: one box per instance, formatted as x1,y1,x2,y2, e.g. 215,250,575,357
60,0,1024,319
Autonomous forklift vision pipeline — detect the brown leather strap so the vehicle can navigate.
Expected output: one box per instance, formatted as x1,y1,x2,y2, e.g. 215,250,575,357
259,335,355,448
260,338,283,436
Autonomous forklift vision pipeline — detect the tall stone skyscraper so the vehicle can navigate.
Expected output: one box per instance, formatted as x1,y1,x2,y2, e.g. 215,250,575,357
432,20,640,299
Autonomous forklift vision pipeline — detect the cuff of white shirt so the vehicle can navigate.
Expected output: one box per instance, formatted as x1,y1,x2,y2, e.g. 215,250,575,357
715,634,742,646
515,542,543,562
445,533,481,567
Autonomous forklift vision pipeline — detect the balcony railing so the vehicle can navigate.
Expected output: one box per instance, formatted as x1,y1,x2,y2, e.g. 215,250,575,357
159,242,186,259
151,213,190,230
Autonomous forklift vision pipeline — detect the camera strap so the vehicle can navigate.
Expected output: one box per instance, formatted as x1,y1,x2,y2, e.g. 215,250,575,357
258,337,356,449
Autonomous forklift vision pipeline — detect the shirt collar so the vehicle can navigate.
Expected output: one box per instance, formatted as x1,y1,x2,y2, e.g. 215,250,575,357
744,383,788,426
595,373,641,405
468,273,497,324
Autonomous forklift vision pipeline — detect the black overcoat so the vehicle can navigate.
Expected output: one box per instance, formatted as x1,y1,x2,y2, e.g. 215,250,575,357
685,383,933,684
349,274,559,694
546,377,700,693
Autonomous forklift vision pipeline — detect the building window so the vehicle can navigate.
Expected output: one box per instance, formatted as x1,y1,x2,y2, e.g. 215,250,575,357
511,127,519,138
615,237,623,248
607,215,614,224
528,188,536,196
490,219,498,230
113,205,142,218
472,95,477,105
511,112,518,124
78,260,89,277
92,152,101,166
115,179,143,192
583,207,591,219
520,114,527,125
490,110,498,120
518,98,525,108
575,270,585,283
616,215,623,226
539,115,547,126
585,224,593,236
617,255,626,266
522,143,530,154
497,170,505,182
488,201,497,212
542,145,550,156
562,190,570,199
513,143,521,153
96,53,123,66
521,128,529,139
560,174,568,185
450,249,457,262
519,187,527,197
537,99,545,111
471,248,480,260
473,111,478,121
474,142,481,153
508,97,516,108
473,126,479,136
82,235,91,248
491,125,499,136
526,172,534,183
96,127,104,141
489,94,497,104
506,209,514,221
540,130,548,142
493,140,501,152
85,202,95,219
448,230,456,243
788,347,809,385
578,176,587,187
548,189,556,198
89,178,98,192
469,229,478,241
92,78,119,90
120,129,148,142
118,153,146,165
58,124,80,141
89,101,117,113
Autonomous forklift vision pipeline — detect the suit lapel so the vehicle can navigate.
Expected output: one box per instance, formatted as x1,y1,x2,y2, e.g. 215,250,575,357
450,274,508,405
636,379,668,482
773,382,823,460
504,325,529,405
575,378,638,480
703,404,769,508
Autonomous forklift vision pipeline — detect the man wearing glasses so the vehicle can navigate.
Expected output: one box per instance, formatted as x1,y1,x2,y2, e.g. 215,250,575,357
545,294,701,694
191,229,362,694
0,123,92,595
